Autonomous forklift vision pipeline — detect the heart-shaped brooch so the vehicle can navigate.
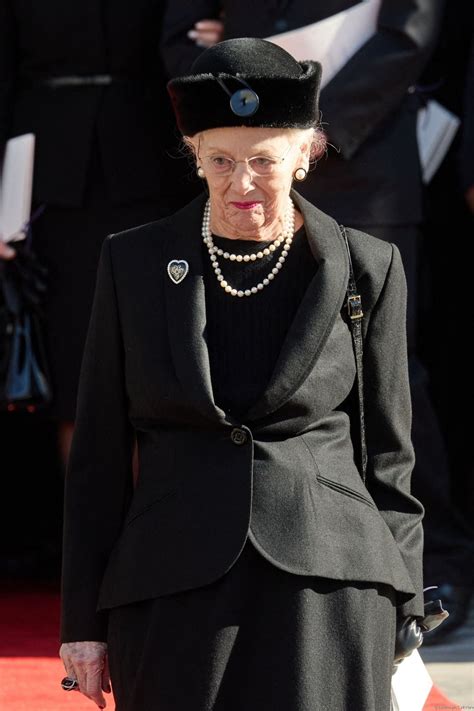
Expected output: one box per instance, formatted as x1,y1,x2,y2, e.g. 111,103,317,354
167,260,189,284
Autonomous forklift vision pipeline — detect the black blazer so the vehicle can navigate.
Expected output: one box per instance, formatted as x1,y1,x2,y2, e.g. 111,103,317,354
0,0,188,208
161,0,444,225
60,190,425,642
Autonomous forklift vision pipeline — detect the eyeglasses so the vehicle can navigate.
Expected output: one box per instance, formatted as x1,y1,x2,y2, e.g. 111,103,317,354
200,144,294,177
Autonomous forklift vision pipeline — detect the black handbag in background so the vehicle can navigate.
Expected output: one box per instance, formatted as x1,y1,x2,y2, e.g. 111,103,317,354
0,218,52,412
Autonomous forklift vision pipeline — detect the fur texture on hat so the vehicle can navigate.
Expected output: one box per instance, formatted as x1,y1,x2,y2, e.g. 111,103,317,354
167,38,322,136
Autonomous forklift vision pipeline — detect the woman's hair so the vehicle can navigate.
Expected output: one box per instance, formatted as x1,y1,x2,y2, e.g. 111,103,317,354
287,126,327,166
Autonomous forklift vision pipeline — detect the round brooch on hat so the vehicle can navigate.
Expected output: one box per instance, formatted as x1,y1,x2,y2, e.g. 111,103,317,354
229,87,259,117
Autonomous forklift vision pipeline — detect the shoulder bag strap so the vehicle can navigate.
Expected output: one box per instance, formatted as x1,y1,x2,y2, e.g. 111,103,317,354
339,224,368,484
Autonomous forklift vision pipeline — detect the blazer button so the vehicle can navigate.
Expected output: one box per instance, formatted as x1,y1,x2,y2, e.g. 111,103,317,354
231,427,248,445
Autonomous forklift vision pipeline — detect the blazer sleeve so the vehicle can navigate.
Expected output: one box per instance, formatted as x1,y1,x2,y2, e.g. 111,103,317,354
60,236,134,643
363,243,425,620
0,0,17,147
321,0,444,160
160,0,221,77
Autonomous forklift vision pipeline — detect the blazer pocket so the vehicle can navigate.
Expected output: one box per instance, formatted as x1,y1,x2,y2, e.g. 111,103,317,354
315,474,377,510
301,433,377,510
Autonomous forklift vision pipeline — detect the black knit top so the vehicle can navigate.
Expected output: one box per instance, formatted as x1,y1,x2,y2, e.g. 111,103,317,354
202,226,318,418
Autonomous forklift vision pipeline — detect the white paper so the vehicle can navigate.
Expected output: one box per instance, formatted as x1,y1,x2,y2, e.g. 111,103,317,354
391,650,433,711
0,133,35,243
267,3,458,182
266,0,381,88
417,100,460,183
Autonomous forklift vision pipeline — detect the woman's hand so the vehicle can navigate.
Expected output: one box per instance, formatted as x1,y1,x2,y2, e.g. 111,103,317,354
59,641,111,708
392,615,424,674
0,241,16,259
187,19,224,48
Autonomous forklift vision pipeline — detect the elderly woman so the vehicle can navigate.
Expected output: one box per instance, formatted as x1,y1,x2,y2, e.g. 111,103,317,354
59,38,426,711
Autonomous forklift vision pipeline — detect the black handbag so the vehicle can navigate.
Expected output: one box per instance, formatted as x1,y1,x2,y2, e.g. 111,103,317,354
0,213,52,412
338,225,449,661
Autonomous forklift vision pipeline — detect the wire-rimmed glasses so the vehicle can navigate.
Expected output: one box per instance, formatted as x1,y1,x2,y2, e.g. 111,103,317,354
200,143,294,177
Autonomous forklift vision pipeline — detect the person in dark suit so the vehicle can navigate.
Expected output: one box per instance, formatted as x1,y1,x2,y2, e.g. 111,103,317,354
0,0,197,467
415,3,474,642
59,39,426,711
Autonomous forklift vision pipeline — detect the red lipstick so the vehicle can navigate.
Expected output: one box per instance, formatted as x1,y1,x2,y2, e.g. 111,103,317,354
230,201,262,210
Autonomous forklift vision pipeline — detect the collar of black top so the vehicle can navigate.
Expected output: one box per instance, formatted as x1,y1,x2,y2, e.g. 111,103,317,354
167,38,322,136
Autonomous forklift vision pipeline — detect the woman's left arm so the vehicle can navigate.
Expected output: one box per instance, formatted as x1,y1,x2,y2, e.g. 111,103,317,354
363,242,425,620
60,236,135,643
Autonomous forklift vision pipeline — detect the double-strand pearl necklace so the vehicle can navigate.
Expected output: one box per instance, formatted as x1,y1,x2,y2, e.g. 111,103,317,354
202,198,295,297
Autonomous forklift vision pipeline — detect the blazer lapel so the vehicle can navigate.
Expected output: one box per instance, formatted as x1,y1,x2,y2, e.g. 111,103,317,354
163,193,229,424
163,190,349,425
243,190,350,421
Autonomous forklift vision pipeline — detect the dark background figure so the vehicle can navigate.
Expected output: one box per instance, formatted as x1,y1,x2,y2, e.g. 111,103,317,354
161,0,474,638
0,0,197,578
460,27,474,219
419,1,474,522
415,2,474,641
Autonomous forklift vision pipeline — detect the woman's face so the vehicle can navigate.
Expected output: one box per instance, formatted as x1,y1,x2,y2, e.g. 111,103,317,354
188,126,311,240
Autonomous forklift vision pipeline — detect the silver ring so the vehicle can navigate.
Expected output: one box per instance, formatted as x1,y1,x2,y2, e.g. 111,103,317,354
61,676,79,691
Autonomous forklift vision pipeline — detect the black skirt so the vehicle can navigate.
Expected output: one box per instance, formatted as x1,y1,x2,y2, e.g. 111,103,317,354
107,536,397,711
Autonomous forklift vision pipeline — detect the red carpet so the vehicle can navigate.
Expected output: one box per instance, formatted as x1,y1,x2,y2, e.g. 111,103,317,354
424,686,462,710
0,586,95,710
0,587,462,710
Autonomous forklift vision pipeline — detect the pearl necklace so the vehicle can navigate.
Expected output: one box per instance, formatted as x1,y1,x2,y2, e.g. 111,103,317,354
202,198,295,297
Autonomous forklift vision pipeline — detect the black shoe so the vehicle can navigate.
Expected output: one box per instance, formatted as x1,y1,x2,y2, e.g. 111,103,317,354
422,584,472,645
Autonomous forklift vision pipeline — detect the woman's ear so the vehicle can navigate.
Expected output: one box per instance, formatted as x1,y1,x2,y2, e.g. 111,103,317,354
297,143,311,173
297,130,313,171
183,134,206,178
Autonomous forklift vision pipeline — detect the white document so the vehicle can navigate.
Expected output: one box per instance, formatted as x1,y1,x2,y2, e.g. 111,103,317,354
417,100,460,183
390,650,433,711
265,0,381,88
0,133,36,243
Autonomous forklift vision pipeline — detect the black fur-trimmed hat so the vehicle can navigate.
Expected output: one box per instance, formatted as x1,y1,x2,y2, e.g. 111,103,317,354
167,38,322,136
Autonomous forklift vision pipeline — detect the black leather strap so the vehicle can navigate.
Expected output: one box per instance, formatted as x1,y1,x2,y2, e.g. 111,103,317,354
339,225,367,484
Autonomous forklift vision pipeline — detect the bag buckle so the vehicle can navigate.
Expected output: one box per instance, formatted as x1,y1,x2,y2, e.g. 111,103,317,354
347,294,363,320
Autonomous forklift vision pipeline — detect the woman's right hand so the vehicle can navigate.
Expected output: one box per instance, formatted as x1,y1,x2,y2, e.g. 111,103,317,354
59,641,111,708
0,241,16,259
392,615,424,674
187,19,224,48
